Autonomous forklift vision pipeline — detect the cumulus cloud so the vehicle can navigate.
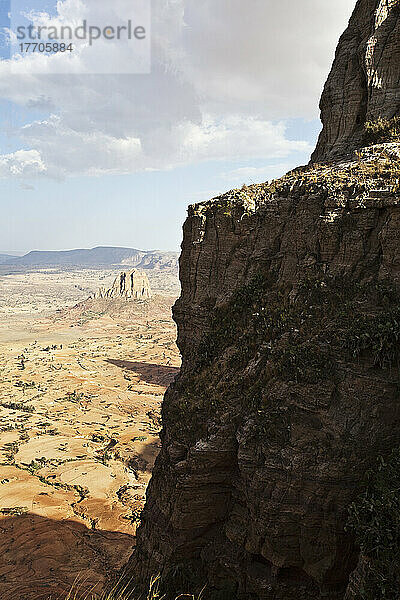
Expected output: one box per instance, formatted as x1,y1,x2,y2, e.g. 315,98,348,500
9,114,310,179
0,149,47,177
0,0,355,179
9,0,151,74
180,0,355,118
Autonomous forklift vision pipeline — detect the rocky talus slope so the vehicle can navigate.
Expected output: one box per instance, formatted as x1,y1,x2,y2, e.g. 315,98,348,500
128,2,400,599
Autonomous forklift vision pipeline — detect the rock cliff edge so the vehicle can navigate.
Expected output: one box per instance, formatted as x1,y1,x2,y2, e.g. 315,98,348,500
128,2,400,598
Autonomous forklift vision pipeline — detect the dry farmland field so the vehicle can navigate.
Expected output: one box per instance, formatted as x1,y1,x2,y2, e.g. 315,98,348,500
0,266,180,599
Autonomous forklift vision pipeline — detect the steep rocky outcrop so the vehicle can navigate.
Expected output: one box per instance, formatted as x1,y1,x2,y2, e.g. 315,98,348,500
130,149,400,600
312,0,400,162
128,2,400,599
95,270,151,300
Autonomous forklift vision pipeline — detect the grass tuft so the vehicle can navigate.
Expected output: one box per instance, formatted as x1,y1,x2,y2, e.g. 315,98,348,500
58,574,199,600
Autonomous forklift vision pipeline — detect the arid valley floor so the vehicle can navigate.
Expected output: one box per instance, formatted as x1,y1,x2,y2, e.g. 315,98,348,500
0,267,180,599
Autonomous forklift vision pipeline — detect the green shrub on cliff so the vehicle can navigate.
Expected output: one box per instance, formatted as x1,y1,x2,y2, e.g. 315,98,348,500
170,273,400,444
271,341,334,384
197,274,400,378
348,449,400,600
344,308,400,369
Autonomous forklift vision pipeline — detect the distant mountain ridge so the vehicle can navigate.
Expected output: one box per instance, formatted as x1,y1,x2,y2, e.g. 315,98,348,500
5,246,179,269
0,254,17,264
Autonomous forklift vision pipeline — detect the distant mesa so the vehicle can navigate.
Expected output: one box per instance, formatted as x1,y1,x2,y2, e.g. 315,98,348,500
94,269,152,300
4,246,178,269
0,253,19,264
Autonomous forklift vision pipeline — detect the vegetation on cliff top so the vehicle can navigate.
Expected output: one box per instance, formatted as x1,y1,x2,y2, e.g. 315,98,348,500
364,116,400,145
190,144,400,219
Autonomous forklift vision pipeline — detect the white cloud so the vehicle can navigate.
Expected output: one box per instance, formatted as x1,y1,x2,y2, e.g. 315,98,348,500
180,0,355,118
18,115,143,177
9,0,151,74
0,149,47,177
177,117,311,162
0,0,355,179
10,114,310,179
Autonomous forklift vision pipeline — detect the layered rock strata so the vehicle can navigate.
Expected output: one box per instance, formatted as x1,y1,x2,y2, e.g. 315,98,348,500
128,1,400,598
312,0,400,162
95,270,152,300
130,144,400,599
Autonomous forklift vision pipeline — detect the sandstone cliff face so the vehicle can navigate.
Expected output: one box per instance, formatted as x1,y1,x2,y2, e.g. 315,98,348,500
312,0,400,162
130,148,400,599
95,270,152,300
129,2,400,599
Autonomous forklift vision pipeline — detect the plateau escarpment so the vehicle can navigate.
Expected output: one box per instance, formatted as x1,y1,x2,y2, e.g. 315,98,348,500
131,146,400,600
129,1,400,599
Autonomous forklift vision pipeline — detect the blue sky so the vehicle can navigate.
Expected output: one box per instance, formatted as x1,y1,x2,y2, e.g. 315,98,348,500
0,1,10,60
0,133,315,253
0,0,355,253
